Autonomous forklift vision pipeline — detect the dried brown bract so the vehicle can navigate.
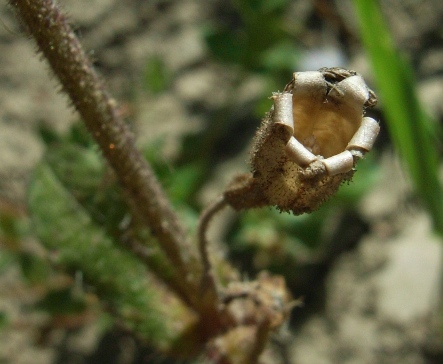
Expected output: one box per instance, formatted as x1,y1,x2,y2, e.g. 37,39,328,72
205,272,294,363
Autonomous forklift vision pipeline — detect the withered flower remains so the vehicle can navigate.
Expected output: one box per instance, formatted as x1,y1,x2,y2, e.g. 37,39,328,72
224,68,379,214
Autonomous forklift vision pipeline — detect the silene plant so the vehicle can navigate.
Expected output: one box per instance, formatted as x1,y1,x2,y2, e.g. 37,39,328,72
10,1,379,363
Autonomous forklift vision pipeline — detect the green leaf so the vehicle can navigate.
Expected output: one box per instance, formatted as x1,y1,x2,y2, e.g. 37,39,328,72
45,143,105,198
28,163,171,343
43,143,127,236
37,132,183,300
354,0,443,236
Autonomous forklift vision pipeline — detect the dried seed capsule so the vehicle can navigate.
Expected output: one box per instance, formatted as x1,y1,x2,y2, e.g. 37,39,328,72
224,68,379,214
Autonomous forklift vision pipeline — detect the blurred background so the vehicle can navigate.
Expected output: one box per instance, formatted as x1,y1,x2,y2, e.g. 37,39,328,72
0,0,443,363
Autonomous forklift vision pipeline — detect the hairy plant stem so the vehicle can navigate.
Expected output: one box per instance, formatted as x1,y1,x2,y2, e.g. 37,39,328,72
197,195,227,283
10,0,202,305
196,195,227,323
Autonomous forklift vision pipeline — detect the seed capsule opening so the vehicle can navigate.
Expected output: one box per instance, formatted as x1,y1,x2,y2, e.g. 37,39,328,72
288,70,372,159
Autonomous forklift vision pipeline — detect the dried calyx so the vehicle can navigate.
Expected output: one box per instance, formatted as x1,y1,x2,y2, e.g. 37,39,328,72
224,67,380,214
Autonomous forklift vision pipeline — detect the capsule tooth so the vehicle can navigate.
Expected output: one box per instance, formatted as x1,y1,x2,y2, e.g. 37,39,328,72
321,151,354,176
347,117,380,152
286,136,317,166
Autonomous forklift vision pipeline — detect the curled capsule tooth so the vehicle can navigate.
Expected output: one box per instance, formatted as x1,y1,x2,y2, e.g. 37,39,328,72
347,117,380,152
285,136,317,166
321,151,354,176
330,75,371,110
272,92,295,132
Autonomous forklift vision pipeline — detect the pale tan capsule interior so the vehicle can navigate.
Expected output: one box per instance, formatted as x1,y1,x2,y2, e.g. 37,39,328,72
291,73,369,159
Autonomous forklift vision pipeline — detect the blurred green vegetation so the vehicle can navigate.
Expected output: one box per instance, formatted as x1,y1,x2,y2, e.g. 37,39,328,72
354,0,443,237
143,56,172,94
203,0,302,118
204,0,296,76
